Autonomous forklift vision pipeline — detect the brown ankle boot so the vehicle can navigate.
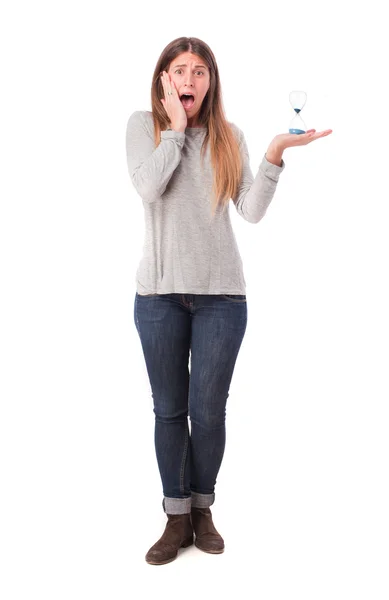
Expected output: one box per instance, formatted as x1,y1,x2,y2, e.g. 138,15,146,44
145,513,193,565
191,507,224,554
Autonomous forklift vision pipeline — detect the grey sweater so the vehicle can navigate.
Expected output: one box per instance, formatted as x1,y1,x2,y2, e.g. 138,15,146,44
125,110,285,296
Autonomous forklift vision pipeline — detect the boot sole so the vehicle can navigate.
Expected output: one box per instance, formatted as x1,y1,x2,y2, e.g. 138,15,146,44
145,536,193,565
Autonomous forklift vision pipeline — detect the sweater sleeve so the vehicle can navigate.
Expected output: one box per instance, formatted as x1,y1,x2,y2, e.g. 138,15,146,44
232,128,285,224
125,111,186,203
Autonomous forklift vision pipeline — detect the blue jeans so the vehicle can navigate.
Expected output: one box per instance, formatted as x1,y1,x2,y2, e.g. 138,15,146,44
134,293,248,514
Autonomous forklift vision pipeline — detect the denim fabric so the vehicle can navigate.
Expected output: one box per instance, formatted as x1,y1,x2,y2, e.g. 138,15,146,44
134,293,247,514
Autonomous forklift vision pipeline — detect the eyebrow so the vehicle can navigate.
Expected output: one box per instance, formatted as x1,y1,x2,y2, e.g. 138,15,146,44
172,64,208,70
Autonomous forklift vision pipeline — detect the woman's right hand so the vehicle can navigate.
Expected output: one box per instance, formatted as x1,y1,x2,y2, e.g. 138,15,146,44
160,71,187,132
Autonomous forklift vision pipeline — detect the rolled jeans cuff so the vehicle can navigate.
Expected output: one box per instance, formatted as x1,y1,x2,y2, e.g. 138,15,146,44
162,496,191,514
191,491,215,508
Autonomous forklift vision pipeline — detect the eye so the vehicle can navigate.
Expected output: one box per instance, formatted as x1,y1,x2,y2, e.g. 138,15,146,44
174,70,205,75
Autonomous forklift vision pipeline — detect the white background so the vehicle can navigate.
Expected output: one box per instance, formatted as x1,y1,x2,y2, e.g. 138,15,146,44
1,0,388,598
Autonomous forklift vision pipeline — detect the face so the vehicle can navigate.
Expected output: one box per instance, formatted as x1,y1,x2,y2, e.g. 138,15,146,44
167,52,210,126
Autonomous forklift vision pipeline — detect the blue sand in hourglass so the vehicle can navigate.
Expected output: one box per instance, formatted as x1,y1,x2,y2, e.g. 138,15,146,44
289,108,305,134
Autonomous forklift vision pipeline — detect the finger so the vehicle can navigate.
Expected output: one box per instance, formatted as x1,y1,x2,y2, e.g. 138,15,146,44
164,71,172,95
171,80,180,99
307,132,328,142
313,130,332,137
161,72,170,94
160,72,166,98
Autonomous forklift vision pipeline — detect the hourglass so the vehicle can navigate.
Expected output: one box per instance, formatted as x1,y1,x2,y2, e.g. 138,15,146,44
289,91,307,134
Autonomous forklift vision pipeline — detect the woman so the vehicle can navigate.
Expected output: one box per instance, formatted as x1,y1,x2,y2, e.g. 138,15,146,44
125,36,332,566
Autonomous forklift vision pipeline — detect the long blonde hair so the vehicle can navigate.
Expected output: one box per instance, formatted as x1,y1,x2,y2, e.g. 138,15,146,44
150,37,243,219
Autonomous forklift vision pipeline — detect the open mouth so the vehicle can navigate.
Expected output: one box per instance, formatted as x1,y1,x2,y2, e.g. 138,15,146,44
180,94,195,110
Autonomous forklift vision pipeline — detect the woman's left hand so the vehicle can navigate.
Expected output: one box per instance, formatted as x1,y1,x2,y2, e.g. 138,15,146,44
272,128,333,150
